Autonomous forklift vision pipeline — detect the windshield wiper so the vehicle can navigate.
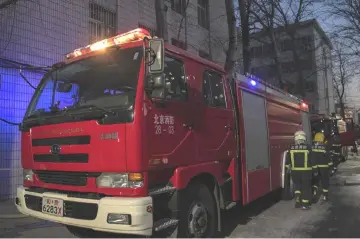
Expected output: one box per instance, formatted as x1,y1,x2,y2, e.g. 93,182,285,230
63,104,116,116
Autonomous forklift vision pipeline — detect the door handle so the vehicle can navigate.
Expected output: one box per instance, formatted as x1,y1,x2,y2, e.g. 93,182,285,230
183,123,194,130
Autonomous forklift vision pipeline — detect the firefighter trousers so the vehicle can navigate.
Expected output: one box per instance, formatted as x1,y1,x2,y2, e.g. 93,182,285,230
291,170,312,205
319,167,330,196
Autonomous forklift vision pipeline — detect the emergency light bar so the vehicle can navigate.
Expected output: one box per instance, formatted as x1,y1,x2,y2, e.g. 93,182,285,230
244,72,309,111
65,28,152,60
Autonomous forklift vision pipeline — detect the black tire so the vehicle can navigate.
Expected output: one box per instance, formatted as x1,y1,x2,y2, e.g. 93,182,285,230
282,171,294,200
163,183,218,238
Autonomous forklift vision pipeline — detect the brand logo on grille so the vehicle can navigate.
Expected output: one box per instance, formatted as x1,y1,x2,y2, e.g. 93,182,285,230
50,144,61,155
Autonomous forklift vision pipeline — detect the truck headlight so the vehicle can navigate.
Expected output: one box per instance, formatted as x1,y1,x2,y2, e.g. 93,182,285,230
23,169,34,182
96,173,144,188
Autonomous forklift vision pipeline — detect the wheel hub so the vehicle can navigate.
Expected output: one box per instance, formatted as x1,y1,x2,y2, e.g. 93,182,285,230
188,203,208,237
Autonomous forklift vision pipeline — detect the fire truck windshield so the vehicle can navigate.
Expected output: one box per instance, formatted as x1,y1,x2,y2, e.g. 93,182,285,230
25,47,143,120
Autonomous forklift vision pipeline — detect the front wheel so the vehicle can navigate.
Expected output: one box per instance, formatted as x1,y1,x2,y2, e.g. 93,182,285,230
165,183,218,238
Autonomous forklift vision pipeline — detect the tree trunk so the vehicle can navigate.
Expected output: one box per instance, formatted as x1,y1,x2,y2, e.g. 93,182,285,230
238,0,250,74
224,0,237,73
155,0,168,42
340,100,346,119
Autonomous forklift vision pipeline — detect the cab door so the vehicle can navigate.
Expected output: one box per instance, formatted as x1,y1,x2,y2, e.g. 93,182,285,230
198,70,236,162
145,55,196,167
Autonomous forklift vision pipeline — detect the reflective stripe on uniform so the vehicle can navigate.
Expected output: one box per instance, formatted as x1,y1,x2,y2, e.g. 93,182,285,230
295,190,301,194
323,189,328,192
312,149,326,153
290,150,312,171
329,162,333,166
318,164,329,168
302,199,309,203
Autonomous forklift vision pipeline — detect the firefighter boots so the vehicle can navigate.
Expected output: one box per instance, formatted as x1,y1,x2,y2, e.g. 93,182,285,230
295,193,301,208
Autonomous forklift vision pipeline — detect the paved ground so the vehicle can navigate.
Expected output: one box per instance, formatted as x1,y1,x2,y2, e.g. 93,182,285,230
2,154,360,237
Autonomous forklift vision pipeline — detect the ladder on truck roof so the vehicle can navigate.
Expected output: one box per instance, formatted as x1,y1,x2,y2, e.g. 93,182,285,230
232,72,307,110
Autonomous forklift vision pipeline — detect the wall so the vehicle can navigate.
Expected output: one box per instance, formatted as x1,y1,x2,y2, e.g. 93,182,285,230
313,27,335,115
0,0,89,200
0,0,228,199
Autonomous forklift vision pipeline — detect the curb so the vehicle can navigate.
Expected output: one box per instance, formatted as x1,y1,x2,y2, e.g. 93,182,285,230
344,180,360,186
0,214,28,219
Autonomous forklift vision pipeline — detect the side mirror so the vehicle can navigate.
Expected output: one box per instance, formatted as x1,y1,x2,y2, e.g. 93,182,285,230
148,73,167,99
57,82,72,93
149,38,164,73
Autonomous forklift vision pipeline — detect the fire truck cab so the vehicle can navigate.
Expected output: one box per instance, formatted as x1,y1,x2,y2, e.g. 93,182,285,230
15,28,310,237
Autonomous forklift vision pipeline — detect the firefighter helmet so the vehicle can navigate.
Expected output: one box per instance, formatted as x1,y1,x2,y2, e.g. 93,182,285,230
294,130,306,143
314,132,325,143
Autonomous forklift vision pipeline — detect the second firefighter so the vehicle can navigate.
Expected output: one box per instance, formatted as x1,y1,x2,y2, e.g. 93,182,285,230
312,132,332,202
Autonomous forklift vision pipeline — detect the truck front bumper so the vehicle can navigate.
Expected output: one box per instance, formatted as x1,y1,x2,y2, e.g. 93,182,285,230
15,186,153,236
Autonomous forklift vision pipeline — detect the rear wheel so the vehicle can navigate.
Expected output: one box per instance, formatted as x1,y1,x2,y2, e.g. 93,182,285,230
163,183,218,238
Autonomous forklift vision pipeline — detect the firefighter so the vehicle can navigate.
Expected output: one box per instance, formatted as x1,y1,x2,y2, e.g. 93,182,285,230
285,130,316,210
312,132,332,202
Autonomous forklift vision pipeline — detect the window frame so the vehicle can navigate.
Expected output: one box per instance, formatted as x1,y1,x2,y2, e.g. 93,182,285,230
197,0,210,30
202,70,227,109
89,2,116,43
199,50,211,61
163,54,188,101
171,38,187,50
171,0,187,16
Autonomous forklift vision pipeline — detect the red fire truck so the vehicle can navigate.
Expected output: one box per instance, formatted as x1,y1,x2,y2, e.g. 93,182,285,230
15,28,310,237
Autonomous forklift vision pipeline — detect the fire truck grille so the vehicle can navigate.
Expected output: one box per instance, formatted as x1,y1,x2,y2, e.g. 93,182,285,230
32,136,91,146
34,171,101,186
34,154,89,163
24,195,98,220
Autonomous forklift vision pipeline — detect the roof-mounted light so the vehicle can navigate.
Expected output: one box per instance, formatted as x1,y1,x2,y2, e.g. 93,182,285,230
301,102,308,110
90,39,109,51
65,28,151,60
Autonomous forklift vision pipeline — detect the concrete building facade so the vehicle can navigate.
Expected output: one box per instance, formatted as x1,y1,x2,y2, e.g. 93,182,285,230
0,0,228,199
240,19,335,115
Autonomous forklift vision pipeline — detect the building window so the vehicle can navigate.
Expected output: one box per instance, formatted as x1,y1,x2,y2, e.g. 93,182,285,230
199,50,211,60
280,39,293,52
138,23,156,37
197,0,209,30
171,38,187,50
301,36,312,51
305,81,316,92
250,46,262,59
89,2,116,43
171,0,187,16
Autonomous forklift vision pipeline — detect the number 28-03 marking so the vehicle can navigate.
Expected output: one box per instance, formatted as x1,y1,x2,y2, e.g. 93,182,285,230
168,125,175,134
155,125,162,135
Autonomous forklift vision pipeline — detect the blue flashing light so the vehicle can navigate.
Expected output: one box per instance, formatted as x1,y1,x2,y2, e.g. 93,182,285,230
250,79,257,86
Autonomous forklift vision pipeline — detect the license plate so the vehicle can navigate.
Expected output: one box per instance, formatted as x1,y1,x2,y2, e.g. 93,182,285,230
42,197,64,217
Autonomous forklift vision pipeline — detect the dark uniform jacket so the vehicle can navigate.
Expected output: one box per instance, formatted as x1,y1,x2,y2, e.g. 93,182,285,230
285,144,316,172
311,143,333,168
